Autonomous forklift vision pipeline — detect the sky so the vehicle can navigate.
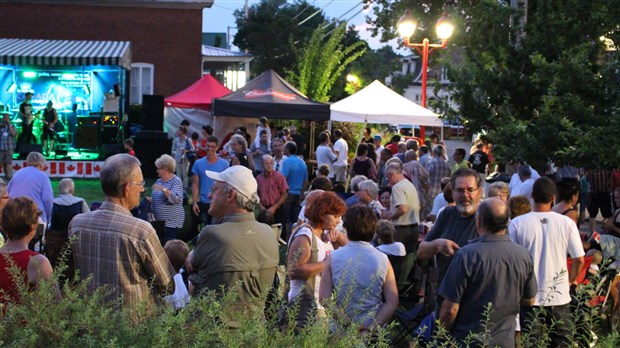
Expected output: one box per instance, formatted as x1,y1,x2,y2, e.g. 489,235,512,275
201,0,407,53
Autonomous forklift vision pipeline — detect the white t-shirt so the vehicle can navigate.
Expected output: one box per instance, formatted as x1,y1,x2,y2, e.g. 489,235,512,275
288,226,334,305
377,242,406,256
375,145,384,161
315,144,336,178
509,169,541,193
509,211,585,306
390,178,420,225
511,178,535,206
333,138,349,166
164,272,190,310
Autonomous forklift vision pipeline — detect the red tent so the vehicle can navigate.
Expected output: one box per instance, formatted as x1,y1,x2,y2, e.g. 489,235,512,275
164,74,231,111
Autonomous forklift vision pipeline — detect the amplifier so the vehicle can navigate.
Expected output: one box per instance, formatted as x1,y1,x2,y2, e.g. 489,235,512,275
77,116,99,127
102,113,119,126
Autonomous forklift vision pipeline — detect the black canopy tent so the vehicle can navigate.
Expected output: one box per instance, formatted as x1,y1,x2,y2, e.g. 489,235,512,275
212,69,330,121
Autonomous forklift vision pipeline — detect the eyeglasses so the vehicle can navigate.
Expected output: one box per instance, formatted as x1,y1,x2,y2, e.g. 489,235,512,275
454,187,479,195
128,180,146,188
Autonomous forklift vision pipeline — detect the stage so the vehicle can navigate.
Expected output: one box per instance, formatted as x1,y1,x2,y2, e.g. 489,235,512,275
4,150,105,179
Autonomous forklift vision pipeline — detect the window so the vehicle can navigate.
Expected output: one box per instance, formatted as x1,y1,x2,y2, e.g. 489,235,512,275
130,63,154,104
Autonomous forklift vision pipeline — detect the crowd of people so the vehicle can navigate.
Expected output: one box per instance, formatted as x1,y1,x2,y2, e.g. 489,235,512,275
1,117,620,347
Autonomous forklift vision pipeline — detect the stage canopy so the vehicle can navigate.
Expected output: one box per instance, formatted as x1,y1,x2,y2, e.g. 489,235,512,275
163,74,233,140
0,38,132,70
164,74,231,111
212,69,330,121
330,80,443,126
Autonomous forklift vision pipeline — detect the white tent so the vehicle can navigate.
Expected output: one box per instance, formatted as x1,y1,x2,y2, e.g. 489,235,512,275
330,80,443,126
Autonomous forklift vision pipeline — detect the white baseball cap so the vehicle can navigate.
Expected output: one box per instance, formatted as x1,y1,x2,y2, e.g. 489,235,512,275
205,165,257,198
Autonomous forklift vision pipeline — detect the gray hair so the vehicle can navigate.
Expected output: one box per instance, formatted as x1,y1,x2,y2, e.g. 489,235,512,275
231,134,248,151
262,154,273,162
405,150,417,162
477,198,510,234
26,152,46,167
58,178,75,194
350,175,368,193
432,145,444,157
386,161,404,174
385,157,403,169
488,181,509,198
358,180,379,198
100,154,141,198
155,154,176,173
376,219,396,244
221,183,260,212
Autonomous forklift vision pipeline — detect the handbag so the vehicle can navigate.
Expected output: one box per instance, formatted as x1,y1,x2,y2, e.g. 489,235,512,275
277,224,319,331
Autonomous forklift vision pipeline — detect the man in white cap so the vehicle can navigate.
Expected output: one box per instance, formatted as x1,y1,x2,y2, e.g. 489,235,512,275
189,165,279,321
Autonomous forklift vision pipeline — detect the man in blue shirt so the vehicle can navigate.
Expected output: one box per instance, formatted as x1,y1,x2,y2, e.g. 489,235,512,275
281,141,308,239
191,136,228,238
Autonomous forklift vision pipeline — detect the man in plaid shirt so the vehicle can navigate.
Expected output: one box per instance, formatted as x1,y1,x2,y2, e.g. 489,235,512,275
70,154,175,316
425,145,452,200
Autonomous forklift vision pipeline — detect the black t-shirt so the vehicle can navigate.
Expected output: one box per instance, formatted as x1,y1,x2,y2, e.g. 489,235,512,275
424,206,478,286
291,133,306,156
468,150,489,173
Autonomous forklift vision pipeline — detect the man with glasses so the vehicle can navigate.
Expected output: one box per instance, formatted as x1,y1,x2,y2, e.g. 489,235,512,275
191,135,228,239
418,168,482,310
69,154,175,316
189,165,278,323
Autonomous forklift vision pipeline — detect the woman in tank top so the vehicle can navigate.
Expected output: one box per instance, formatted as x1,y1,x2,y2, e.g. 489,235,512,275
349,143,377,181
552,177,580,227
0,197,58,308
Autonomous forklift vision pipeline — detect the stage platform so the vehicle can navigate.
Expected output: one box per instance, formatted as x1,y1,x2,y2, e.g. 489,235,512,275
5,150,105,179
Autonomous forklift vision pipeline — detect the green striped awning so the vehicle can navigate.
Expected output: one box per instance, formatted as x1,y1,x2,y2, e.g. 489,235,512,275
0,38,132,70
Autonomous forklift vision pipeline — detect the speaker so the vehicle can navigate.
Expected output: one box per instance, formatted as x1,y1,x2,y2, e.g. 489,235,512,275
75,125,99,150
18,144,43,159
134,133,172,179
100,127,118,144
142,95,164,131
100,143,121,160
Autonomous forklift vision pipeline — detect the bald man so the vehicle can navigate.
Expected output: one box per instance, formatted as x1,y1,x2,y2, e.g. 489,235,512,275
438,198,537,347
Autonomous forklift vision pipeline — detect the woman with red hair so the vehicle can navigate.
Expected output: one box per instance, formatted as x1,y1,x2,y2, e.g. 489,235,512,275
284,191,348,329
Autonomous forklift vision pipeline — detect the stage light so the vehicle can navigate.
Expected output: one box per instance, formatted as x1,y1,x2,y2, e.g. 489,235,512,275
7,82,17,93
22,71,36,78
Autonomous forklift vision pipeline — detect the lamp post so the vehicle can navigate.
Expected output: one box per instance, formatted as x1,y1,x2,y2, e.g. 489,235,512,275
346,74,359,93
398,10,454,141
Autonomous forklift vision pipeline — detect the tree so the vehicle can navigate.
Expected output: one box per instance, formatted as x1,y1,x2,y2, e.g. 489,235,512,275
366,0,620,169
288,23,366,103
233,0,326,77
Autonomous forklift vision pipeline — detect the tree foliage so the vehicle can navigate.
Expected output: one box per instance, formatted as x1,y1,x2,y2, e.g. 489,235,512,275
233,0,326,78
288,23,367,103
366,0,620,169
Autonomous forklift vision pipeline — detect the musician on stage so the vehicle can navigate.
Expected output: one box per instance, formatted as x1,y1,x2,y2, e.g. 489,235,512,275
17,91,35,147
42,100,58,155
0,111,16,180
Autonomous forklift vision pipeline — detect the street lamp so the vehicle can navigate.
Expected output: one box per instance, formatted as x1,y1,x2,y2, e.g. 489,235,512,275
346,74,359,93
398,10,454,140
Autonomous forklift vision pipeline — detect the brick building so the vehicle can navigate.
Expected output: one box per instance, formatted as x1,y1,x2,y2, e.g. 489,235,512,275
0,0,214,104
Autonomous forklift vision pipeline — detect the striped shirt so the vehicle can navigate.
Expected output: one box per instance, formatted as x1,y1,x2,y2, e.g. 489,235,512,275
69,202,175,314
152,175,184,228
256,171,288,207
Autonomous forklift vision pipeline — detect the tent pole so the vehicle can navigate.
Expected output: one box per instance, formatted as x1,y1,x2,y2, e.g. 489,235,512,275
327,120,332,133
309,121,316,160
441,124,444,141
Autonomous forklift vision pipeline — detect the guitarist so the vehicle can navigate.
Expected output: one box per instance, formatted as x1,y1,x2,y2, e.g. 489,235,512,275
17,91,35,148
42,100,58,155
